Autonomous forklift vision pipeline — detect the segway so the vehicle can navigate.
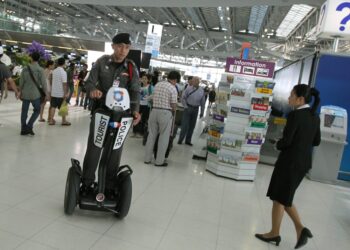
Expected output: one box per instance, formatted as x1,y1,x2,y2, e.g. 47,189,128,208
64,85,134,218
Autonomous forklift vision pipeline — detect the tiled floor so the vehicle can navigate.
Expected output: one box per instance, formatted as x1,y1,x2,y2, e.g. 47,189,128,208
0,95,349,250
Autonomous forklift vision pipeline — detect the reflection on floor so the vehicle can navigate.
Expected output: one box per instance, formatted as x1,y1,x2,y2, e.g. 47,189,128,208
0,95,349,250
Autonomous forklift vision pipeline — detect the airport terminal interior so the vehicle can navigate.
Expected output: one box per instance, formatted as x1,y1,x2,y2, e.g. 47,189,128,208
0,0,350,250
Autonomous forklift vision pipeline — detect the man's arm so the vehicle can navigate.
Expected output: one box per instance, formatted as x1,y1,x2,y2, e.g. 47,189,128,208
7,77,20,99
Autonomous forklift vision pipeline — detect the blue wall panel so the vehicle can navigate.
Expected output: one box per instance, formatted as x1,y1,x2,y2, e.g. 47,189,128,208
314,54,350,181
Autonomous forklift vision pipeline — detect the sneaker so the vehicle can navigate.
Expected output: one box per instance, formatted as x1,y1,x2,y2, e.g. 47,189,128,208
28,129,35,136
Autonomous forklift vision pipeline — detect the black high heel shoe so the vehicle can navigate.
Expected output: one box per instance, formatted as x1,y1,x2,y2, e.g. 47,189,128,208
255,234,281,246
295,227,313,249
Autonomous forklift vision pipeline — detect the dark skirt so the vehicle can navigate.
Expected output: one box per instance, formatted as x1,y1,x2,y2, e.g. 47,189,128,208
266,162,306,207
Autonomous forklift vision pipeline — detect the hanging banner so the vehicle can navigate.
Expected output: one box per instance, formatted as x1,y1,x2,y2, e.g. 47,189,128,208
317,0,350,39
225,57,275,79
145,23,163,58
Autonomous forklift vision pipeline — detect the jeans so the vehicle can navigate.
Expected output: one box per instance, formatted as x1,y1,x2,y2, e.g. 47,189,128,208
21,98,41,130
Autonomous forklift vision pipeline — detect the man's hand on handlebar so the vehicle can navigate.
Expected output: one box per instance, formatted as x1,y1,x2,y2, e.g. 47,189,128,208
133,111,141,126
90,89,103,99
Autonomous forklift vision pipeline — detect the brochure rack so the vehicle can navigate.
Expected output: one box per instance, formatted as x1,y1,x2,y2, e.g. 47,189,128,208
206,62,275,181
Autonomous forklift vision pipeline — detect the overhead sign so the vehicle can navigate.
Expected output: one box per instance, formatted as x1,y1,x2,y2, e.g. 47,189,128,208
317,0,350,39
145,23,163,58
225,57,275,79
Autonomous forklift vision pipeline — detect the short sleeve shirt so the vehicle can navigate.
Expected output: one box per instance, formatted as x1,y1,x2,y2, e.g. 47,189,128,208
51,67,67,98
152,81,177,110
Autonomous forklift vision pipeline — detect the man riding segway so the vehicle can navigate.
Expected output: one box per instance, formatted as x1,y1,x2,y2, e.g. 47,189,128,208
82,33,141,194
64,33,140,218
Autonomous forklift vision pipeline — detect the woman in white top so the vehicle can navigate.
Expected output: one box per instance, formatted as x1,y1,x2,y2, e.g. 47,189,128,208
39,60,54,122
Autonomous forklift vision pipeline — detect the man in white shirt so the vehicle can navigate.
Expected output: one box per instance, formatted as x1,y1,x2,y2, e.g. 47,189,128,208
48,58,70,126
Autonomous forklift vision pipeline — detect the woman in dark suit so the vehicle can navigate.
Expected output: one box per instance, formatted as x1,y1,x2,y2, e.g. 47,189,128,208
255,84,321,249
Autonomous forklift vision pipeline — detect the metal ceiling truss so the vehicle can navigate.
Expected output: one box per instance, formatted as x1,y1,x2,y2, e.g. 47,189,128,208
2,0,340,65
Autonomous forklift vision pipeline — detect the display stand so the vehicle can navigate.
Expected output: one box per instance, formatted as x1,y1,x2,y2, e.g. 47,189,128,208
206,59,275,181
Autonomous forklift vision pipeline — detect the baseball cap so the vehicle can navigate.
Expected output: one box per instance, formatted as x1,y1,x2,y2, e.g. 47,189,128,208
112,33,131,44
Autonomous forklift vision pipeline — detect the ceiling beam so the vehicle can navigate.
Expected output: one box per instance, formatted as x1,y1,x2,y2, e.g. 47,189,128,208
42,0,325,8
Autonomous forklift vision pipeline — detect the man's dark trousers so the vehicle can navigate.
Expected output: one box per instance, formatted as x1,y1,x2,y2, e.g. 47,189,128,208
178,106,199,144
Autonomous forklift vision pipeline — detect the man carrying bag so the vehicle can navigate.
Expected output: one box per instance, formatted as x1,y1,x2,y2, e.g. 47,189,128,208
19,52,48,136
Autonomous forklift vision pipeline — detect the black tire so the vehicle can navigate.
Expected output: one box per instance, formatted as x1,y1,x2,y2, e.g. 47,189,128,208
64,167,80,215
116,174,132,219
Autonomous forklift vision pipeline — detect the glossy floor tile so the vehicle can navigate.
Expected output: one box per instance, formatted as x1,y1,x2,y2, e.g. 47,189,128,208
0,95,349,250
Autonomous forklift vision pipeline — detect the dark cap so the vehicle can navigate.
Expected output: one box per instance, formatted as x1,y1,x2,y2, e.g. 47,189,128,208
112,33,131,44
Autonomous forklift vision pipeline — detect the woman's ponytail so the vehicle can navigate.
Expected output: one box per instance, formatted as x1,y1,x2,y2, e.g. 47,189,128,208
310,88,320,114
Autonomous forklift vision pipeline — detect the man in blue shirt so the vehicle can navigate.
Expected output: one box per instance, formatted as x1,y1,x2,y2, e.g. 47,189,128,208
178,76,205,146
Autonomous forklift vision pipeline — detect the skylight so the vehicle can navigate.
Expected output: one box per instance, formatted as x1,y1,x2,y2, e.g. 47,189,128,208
276,4,313,38
248,5,268,34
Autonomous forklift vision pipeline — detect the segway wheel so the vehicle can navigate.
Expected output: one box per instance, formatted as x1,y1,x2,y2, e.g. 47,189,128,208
64,167,80,215
116,174,132,219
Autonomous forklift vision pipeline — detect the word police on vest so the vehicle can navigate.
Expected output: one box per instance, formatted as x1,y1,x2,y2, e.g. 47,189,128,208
114,118,133,150
94,114,110,148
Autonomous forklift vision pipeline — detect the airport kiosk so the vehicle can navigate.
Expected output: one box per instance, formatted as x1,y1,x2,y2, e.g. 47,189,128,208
309,106,348,184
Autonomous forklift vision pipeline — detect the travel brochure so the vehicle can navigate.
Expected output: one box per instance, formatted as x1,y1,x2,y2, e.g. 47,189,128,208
213,114,225,122
221,134,244,151
230,82,253,99
245,128,264,145
255,80,275,95
249,115,268,128
251,93,272,109
207,136,221,154
218,149,242,167
242,152,260,162
217,91,229,104
215,104,228,117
